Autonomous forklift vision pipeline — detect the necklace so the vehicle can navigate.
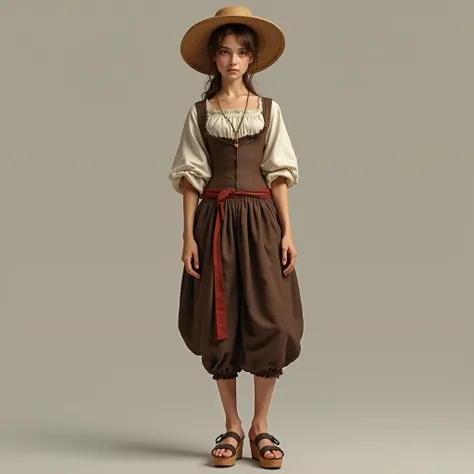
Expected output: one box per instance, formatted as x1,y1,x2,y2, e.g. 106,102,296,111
215,90,250,148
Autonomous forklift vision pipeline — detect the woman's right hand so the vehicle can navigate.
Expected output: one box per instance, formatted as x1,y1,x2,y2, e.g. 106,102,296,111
181,237,200,279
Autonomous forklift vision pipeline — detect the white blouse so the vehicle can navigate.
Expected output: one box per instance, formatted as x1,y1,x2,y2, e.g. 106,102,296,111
169,97,299,194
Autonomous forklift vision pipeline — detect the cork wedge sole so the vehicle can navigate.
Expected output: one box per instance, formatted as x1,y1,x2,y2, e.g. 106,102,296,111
249,432,284,469
212,431,244,468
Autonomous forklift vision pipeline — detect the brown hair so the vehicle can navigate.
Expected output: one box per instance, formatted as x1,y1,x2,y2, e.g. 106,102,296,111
201,23,260,100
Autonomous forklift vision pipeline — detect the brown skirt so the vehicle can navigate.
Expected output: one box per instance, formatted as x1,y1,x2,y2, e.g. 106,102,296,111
177,194,304,380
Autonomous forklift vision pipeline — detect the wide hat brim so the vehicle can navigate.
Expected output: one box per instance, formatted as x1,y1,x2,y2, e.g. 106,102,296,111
180,12,286,75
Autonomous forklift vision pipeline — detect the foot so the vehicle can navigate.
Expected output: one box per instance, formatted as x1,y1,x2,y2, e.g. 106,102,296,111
212,422,245,458
249,422,283,459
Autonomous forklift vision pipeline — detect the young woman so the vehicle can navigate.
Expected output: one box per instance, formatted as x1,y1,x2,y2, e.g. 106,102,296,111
168,6,304,469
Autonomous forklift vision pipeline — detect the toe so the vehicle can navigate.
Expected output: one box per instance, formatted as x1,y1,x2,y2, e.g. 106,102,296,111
264,450,275,459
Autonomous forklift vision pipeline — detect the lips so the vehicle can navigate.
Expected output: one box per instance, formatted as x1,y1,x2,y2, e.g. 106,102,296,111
227,69,239,72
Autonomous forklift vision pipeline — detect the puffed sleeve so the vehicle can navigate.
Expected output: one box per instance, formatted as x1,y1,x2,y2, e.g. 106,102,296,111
261,100,299,188
168,104,212,195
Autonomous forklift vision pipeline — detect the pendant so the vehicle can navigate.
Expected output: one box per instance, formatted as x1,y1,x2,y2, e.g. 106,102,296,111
234,141,239,148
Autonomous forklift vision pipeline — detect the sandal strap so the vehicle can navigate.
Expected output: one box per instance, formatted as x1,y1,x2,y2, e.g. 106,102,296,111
254,432,280,446
212,443,236,456
260,445,284,457
215,431,243,445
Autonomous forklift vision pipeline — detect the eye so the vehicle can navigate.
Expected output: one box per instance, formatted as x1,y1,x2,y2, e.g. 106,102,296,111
240,51,248,56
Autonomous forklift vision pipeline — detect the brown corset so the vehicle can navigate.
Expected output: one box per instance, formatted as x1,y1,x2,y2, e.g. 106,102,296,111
194,97,273,191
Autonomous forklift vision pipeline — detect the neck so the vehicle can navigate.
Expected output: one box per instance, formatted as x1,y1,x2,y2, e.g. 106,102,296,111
218,77,249,98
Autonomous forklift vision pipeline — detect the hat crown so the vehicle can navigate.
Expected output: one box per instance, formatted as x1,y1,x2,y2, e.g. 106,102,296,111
214,6,253,18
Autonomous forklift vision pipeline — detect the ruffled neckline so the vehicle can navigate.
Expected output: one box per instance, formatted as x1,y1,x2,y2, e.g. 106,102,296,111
206,96,263,115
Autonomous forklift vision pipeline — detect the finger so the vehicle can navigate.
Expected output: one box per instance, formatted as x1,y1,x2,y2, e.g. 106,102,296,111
287,250,297,265
193,252,199,269
281,248,288,265
184,257,200,279
188,267,201,278
283,253,296,275
283,263,295,276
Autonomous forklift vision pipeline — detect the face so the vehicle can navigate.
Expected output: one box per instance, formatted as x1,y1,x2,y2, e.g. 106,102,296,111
214,34,254,78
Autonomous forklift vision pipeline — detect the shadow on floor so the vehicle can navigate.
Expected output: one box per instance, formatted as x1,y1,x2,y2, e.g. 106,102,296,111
3,420,210,461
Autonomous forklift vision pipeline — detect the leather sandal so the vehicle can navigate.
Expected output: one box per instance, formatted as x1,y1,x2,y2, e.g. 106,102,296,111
211,431,244,467
249,432,284,469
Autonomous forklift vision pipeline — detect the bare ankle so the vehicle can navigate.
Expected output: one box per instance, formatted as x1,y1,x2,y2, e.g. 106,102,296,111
225,417,243,431
250,419,268,432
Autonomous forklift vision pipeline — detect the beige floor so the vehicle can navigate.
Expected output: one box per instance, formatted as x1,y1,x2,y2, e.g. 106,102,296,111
1,411,472,473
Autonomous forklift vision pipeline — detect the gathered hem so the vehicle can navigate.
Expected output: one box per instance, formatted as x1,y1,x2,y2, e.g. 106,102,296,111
210,367,284,380
212,369,241,380
250,368,284,379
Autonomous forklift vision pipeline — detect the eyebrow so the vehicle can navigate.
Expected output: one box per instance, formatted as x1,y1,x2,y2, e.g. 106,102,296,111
220,46,247,50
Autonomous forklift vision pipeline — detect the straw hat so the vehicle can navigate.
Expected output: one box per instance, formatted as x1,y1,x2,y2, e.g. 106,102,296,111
180,6,286,75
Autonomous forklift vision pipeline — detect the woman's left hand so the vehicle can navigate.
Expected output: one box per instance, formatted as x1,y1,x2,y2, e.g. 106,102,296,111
281,233,297,276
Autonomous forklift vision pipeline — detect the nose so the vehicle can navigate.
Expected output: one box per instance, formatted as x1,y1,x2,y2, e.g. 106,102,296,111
229,53,238,65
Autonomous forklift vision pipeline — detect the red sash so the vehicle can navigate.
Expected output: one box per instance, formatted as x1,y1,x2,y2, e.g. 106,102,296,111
201,188,272,340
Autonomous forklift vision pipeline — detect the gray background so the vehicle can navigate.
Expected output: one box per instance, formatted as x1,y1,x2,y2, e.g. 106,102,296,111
1,1,473,473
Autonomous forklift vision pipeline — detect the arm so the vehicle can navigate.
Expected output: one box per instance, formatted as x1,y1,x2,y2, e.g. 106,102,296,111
261,101,299,276
260,101,299,190
169,104,211,278
168,104,212,195
271,176,298,276
270,176,292,236
180,177,201,278
181,176,200,241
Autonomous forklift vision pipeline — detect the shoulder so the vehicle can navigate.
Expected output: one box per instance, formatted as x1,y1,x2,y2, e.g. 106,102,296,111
180,100,206,114
194,98,206,108
261,97,281,111
263,99,283,122
177,103,200,130
182,102,201,119
192,99,208,117
267,98,281,109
